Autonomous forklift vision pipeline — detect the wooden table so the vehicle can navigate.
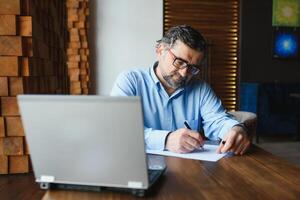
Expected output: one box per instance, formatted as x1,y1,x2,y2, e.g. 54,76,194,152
0,172,44,200
1,145,300,200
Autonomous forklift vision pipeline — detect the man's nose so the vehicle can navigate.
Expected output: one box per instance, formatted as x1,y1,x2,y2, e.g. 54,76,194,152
178,67,189,77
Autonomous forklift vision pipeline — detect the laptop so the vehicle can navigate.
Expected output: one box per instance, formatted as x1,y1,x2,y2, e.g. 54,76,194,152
17,95,166,197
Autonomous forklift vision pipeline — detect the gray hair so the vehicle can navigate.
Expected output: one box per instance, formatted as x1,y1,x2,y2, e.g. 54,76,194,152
156,25,207,53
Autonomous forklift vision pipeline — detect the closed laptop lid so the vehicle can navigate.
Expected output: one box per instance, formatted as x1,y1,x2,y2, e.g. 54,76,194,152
17,95,149,189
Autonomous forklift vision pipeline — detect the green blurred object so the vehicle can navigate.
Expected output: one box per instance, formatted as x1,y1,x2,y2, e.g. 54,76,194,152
272,0,300,27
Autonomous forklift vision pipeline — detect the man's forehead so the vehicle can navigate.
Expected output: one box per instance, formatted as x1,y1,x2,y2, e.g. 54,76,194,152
172,40,202,53
172,41,204,63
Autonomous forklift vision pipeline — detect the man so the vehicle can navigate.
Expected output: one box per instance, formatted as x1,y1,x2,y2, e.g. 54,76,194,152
111,25,251,155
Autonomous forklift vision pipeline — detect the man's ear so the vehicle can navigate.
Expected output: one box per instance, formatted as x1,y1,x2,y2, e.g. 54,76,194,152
156,44,165,55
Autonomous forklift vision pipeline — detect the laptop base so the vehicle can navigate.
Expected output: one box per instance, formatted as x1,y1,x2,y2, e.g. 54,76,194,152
39,168,165,197
40,182,146,197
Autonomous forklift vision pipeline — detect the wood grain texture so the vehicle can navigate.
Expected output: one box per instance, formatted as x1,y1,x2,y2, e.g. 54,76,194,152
66,0,90,95
21,57,29,76
0,155,8,174
0,145,299,199
0,173,44,199
24,139,30,155
21,37,32,57
6,117,24,136
0,0,20,14
39,145,300,200
70,81,81,94
0,77,8,96
67,48,78,55
18,16,32,36
9,77,24,96
68,68,80,81
0,56,19,76
0,138,3,154
0,36,22,56
1,97,19,116
3,136,23,155
0,117,5,137
0,15,16,35
9,155,29,173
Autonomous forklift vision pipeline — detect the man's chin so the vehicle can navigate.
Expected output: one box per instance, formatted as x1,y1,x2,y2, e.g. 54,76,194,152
169,80,186,89
163,75,187,89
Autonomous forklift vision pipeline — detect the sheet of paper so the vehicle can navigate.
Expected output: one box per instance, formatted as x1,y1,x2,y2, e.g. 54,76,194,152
146,144,226,162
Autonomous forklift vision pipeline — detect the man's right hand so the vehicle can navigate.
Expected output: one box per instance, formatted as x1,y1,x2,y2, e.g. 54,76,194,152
165,128,205,153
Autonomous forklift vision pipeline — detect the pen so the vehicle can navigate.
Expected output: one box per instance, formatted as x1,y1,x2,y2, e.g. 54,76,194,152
218,138,226,145
184,121,204,150
184,121,192,129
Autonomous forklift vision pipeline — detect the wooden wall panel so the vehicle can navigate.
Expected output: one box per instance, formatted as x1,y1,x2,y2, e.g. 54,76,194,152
0,155,8,174
1,97,19,116
0,117,5,137
3,137,23,155
9,155,29,173
18,16,32,36
9,77,24,96
0,0,79,174
66,0,90,95
0,15,16,35
0,0,20,15
0,36,22,56
0,56,19,76
6,117,24,136
0,77,8,96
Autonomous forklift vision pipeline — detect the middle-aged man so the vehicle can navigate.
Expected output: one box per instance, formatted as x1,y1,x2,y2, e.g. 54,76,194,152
111,25,251,155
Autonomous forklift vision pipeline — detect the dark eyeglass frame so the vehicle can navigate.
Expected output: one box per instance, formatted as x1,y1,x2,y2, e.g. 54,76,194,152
168,49,201,75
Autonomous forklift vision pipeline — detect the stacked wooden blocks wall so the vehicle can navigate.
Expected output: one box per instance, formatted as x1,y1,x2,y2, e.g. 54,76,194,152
0,0,69,174
66,0,89,95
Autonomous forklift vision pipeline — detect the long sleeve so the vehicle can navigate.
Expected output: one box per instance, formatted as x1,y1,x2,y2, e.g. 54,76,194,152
199,83,239,140
144,127,170,150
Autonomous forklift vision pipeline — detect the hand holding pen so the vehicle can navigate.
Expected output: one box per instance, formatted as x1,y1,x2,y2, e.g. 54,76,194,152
184,121,205,150
165,122,205,154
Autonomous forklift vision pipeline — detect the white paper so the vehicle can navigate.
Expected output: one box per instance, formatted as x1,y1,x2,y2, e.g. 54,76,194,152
146,144,226,162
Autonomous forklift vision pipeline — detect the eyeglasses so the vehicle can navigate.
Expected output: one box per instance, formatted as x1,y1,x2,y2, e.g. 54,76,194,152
168,49,201,75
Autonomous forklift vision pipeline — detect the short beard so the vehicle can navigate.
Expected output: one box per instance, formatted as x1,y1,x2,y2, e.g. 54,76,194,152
163,73,187,89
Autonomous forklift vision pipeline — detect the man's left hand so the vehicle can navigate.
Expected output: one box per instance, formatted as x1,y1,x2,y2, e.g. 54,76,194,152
216,126,251,155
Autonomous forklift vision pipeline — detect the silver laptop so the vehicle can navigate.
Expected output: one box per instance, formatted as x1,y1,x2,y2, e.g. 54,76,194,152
17,95,166,197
